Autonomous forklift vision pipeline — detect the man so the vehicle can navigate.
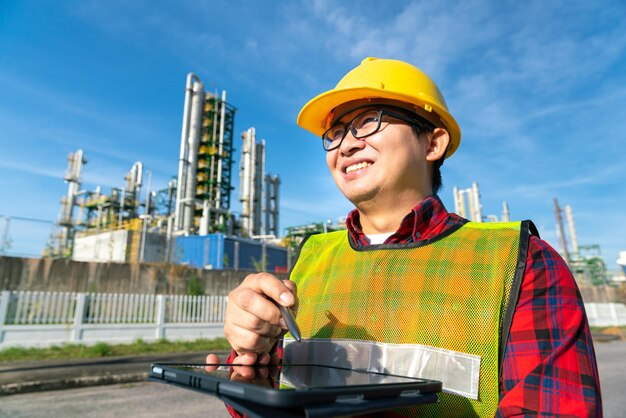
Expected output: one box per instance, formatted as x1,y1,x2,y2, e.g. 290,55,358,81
208,57,601,417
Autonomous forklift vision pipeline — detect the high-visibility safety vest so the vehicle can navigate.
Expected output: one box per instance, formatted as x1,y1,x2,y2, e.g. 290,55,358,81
283,221,536,417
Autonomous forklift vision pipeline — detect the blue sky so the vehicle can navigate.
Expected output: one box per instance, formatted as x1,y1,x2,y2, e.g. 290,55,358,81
0,0,624,269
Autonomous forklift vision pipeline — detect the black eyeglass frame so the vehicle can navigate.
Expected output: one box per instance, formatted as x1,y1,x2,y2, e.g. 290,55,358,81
322,105,436,151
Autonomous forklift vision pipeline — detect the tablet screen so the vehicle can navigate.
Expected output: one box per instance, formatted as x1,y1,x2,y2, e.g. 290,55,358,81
157,363,432,390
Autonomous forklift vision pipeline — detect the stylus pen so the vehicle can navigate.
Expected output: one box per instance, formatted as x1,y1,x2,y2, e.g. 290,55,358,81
278,304,302,342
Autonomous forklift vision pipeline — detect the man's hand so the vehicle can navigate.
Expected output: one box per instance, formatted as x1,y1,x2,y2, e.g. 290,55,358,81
224,273,296,363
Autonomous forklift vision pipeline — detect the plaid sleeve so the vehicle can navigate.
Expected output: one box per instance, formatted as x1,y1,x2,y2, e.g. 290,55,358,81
222,350,244,418
497,236,602,417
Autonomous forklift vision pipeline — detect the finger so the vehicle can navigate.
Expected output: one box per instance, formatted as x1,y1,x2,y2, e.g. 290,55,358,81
225,324,277,354
256,352,271,365
240,273,295,307
282,280,299,311
226,299,285,337
282,279,297,297
204,353,221,371
232,352,259,366
231,366,260,381
231,352,262,380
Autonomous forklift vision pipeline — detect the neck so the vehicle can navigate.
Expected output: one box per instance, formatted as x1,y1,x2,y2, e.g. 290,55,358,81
356,191,432,234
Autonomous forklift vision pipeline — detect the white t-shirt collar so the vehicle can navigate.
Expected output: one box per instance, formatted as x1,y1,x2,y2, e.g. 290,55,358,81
366,232,394,245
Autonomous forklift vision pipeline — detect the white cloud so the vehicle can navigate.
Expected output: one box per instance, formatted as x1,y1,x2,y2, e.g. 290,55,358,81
3,0,625,264
0,159,63,180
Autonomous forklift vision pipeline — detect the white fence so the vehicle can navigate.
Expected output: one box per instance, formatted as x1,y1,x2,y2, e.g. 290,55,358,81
1,291,622,350
585,302,626,327
0,291,227,349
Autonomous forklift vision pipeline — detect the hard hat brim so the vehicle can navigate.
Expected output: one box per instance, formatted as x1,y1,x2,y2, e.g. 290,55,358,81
297,86,461,158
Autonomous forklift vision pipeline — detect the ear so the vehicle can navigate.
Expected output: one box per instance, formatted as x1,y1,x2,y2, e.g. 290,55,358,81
425,128,450,162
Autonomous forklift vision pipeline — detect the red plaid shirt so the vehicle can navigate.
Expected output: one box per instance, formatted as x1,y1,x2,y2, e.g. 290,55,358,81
227,196,602,417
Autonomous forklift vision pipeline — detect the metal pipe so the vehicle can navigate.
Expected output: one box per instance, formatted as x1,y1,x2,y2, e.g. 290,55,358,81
139,214,150,263
167,178,176,216
209,93,219,208
130,161,143,202
255,140,266,235
0,216,10,255
182,80,204,235
143,170,152,219
248,234,276,240
249,133,258,237
216,90,227,211
265,176,271,236
165,215,174,263
240,128,254,236
274,176,280,235
59,149,85,256
200,200,210,236
135,162,143,188
265,175,280,236
118,187,126,227
175,73,201,233
139,170,153,263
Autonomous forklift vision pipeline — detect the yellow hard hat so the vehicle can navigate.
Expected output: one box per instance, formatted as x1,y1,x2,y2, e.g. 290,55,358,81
297,57,461,158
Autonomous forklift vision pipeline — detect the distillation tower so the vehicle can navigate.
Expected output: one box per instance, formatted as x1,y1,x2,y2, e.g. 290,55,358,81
554,199,607,285
453,182,510,222
239,128,280,238
174,73,236,236
54,149,87,257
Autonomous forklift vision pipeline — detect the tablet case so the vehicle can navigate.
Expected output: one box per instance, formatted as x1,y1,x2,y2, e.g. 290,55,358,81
149,362,440,415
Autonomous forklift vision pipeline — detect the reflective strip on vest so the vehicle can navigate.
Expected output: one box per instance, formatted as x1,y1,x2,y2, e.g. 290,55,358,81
284,337,481,399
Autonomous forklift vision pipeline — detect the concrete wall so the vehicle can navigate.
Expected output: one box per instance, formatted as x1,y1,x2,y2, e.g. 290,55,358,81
0,256,288,295
3,255,622,303
579,283,625,304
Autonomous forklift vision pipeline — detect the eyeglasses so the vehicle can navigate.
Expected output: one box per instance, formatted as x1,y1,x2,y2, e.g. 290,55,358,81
322,107,435,151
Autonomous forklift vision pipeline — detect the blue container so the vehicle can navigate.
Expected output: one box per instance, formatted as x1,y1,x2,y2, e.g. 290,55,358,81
266,245,289,273
235,238,263,271
174,234,225,269
175,234,288,272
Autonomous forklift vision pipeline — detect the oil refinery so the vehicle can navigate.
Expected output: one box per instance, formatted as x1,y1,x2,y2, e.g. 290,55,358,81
453,182,618,286
1,71,620,286
44,73,287,273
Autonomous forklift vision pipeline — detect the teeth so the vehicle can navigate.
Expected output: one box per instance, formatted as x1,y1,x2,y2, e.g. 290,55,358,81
345,162,372,173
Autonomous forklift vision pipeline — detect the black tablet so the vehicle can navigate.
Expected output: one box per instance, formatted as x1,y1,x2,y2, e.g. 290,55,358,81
149,363,441,409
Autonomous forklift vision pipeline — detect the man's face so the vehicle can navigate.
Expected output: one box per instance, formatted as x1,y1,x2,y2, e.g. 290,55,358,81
325,106,433,207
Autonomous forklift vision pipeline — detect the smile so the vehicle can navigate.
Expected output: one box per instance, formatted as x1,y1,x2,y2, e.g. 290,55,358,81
345,161,372,174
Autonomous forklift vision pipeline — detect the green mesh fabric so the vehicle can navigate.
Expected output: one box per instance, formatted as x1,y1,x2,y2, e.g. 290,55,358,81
289,222,521,417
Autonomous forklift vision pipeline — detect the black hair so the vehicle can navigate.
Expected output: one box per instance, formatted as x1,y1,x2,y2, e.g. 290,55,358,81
410,125,444,195
431,155,444,195
372,105,445,195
